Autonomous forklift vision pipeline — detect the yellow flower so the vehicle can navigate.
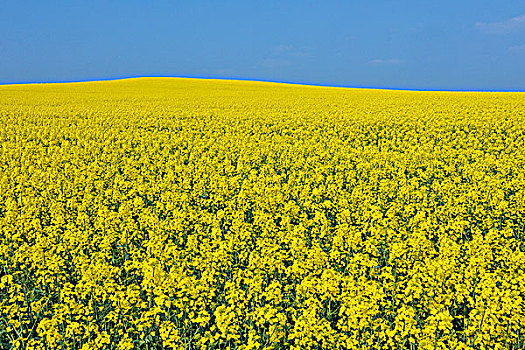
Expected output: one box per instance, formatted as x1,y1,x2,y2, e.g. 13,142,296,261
1,78,524,349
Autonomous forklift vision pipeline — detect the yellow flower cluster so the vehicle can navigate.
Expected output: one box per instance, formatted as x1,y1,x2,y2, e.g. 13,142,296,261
1,78,525,349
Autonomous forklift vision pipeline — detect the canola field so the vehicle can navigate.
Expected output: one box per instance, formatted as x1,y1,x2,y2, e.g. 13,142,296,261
1,78,525,350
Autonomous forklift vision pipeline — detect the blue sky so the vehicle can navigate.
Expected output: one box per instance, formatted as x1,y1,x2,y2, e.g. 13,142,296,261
1,0,525,90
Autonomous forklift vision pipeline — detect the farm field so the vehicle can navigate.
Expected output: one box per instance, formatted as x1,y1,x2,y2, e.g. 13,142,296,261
1,77,525,349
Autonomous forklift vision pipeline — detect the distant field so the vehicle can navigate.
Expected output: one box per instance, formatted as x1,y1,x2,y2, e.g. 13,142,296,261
1,78,525,349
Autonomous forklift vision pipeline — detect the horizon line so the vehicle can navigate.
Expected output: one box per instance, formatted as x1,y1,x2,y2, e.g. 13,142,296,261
1,75,524,92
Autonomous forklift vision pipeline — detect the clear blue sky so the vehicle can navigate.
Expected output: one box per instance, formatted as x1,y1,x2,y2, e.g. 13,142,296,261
1,0,525,90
